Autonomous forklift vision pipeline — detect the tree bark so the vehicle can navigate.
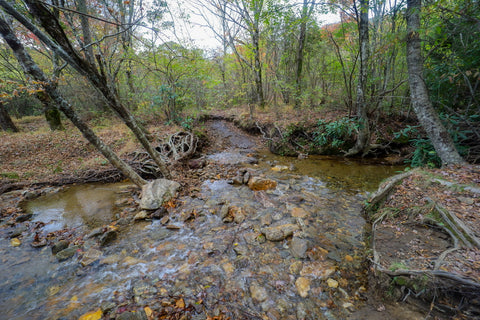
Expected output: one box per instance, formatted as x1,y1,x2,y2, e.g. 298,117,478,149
346,0,370,156
0,14,147,186
36,90,64,131
406,0,466,166
0,100,19,132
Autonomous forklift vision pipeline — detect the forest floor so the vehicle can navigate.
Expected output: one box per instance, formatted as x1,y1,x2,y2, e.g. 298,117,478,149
1,106,479,319
0,105,410,190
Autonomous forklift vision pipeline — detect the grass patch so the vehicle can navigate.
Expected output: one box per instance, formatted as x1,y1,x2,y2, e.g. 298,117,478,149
1,172,20,180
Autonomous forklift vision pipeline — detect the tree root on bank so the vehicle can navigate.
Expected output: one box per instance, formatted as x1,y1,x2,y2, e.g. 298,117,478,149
129,131,198,178
0,132,199,195
366,169,417,215
369,170,480,318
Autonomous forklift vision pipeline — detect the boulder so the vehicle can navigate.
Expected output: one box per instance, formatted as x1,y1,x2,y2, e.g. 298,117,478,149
140,179,180,210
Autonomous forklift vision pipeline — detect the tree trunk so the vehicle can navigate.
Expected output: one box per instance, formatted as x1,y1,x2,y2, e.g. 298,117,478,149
0,100,19,132
406,0,466,166
252,26,264,107
37,90,64,131
76,0,96,65
294,0,314,108
346,0,370,156
0,15,147,186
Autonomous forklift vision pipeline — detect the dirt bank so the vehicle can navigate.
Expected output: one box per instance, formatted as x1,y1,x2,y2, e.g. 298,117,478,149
365,166,480,319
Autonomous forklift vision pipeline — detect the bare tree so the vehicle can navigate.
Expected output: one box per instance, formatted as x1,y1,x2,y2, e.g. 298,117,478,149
406,0,465,166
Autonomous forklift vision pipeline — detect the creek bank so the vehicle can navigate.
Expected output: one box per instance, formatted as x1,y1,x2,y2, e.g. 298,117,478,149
365,165,480,319
201,113,412,163
1,118,425,319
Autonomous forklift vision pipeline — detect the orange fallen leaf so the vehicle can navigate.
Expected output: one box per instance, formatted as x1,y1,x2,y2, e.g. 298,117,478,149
175,298,185,308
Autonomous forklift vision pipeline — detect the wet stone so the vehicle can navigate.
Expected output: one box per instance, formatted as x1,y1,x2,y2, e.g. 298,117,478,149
134,210,149,220
51,240,69,255
250,282,268,302
151,207,167,219
100,230,118,246
117,310,148,320
295,277,311,298
87,227,104,239
56,245,79,261
234,256,250,269
15,213,33,222
160,215,169,225
9,225,28,238
233,244,248,256
289,261,303,275
260,213,272,226
262,223,299,241
291,207,308,218
80,248,103,267
248,177,277,191
291,237,308,259
100,254,121,265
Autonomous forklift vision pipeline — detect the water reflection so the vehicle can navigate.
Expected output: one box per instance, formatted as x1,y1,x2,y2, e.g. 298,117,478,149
24,183,131,232
255,151,405,192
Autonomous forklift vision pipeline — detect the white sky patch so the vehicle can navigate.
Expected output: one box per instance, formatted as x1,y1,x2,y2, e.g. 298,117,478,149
163,0,341,50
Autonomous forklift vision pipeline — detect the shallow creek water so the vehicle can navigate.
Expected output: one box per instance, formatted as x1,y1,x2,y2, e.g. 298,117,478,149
0,132,405,319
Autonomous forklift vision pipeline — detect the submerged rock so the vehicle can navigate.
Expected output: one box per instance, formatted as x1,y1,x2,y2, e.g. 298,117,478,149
250,282,269,302
51,240,69,255
56,246,80,261
262,223,299,241
117,310,148,320
100,230,117,246
248,177,277,191
290,237,308,259
80,248,103,267
139,179,180,210
295,277,311,298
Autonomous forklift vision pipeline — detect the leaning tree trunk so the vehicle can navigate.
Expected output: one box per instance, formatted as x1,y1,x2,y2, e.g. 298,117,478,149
0,15,147,187
406,0,466,166
0,100,19,132
346,0,370,156
37,90,64,131
0,0,170,178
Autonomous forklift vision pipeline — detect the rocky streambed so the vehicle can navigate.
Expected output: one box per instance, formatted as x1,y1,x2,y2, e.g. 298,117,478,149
0,120,413,320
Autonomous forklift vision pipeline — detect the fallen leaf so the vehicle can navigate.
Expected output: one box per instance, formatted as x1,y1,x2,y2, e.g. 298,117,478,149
176,298,185,308
144,306,153,318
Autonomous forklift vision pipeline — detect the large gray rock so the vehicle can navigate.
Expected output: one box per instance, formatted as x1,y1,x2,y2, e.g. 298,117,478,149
139,179,180,210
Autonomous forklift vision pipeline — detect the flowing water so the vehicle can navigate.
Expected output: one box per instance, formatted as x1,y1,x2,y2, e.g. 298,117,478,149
0,122,405,320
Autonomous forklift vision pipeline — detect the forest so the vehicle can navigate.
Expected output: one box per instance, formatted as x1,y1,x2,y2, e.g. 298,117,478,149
0,0,479,319
0,0,478,173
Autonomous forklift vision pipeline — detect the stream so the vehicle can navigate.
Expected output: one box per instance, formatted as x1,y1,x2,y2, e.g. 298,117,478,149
0,121,405,320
